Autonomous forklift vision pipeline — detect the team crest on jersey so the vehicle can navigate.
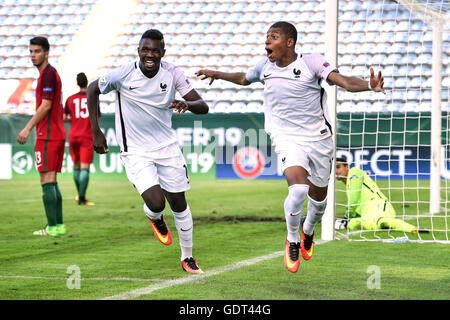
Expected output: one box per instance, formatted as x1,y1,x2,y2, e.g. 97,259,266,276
232,146,265,179
160,82,167,92
293,68,301,78
99,76,107,86
323,62,330,67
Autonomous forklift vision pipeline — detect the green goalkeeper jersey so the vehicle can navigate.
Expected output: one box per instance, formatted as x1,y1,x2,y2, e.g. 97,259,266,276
345,167,396,219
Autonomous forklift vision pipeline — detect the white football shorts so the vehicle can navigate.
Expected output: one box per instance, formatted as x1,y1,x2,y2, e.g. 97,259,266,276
274,136,333,188
120,144,190,194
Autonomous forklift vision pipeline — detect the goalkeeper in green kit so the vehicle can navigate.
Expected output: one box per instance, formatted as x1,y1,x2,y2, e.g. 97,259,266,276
335,157,420,233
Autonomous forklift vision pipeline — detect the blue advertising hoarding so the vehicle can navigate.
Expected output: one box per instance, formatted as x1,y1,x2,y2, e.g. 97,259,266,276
216,145,450,180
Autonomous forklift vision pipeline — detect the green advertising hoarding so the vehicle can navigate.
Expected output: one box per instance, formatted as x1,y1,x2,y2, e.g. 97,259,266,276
2,113,267,179
0,112,443,179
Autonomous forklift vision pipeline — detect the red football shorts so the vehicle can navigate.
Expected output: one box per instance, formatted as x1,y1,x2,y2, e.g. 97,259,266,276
69,137,94,164
35,139,65,173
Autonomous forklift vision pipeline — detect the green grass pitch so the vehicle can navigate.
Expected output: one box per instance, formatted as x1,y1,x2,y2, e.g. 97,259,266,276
0,176,448,300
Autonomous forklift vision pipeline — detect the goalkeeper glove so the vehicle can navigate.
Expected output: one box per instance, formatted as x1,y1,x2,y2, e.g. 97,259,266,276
334,218,349,230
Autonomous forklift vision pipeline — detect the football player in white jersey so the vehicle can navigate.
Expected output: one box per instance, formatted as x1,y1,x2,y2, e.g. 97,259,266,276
196,21,385,273
87,29,209,274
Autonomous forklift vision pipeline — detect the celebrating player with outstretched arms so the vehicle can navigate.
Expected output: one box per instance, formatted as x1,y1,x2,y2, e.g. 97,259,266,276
196,21,385,273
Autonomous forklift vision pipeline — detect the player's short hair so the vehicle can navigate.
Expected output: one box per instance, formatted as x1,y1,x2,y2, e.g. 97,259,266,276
30,36,50,52
269,21,297,45
140,29,165,49
336,157,348,165
76,72,88,88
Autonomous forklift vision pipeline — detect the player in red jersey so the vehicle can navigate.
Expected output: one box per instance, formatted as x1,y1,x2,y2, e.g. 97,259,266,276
64,73,96,206
17,36,66,237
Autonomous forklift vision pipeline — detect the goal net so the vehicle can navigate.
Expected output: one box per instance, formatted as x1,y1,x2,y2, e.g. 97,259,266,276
332,0,450,243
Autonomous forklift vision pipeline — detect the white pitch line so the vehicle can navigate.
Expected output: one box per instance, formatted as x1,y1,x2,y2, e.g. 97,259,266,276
101,240,328,300
0,275,164,282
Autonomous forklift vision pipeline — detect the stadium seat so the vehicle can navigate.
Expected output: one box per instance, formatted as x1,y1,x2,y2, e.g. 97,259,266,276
214,101,232,113
246,102,263,113
392,90,405,101
230,101,247,112
407,90,420,101
394,77,408,88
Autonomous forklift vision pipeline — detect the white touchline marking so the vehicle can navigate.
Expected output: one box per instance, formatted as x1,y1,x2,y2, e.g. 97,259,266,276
101,240,328,300
0,275,164,282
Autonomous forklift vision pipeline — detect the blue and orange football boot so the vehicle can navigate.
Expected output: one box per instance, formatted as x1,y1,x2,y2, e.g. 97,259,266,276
149,215,172,246
284,240,300,273
181,257,204,274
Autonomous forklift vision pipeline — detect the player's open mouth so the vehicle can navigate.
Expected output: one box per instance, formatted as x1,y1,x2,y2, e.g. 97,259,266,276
266,48,273,59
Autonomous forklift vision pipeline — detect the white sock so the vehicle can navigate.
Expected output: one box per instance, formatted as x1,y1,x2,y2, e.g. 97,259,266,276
284,184,309,243
143,203,162,220
172,205,193,261
303,196,327,236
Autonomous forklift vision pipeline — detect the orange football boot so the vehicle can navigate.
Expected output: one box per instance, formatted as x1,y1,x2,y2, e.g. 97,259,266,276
149,215,172,246
181,257,204,274
300,230,314,261
284,240,300,273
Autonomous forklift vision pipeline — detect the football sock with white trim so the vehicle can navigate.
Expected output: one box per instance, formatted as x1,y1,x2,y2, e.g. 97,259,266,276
172,205,194,261
143,203,163,221
284,184,309,243
303,196,327,236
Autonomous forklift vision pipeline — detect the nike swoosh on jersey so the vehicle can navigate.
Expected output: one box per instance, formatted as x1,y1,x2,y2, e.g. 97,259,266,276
263,73,272,78
129,86,139,90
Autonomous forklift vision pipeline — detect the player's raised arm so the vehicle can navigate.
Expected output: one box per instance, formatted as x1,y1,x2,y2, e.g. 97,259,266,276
195,69,251,86
169,89,209,115
327,67,385,94
87,79,108,154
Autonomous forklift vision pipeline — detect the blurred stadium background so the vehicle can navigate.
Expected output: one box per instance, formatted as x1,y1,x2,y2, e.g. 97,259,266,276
0,0,448,114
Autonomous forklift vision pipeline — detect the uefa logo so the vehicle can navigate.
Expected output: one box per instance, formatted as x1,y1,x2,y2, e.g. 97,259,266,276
232,146,265,179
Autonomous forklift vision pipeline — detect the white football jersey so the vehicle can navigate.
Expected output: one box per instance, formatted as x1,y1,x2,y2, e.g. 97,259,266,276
99,60,193,154
246,53,338,143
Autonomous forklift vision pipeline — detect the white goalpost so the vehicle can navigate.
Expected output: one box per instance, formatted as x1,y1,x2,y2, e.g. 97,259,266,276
322,0,450,243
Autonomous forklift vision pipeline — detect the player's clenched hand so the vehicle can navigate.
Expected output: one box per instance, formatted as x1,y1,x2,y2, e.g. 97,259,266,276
93,131,109,154
369,67,385,94
17,128,31,145
169,99,189,114
195,69,216,85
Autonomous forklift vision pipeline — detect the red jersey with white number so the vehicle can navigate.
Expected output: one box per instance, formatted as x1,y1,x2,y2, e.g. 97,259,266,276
35,64,65,141
64,91,94,140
